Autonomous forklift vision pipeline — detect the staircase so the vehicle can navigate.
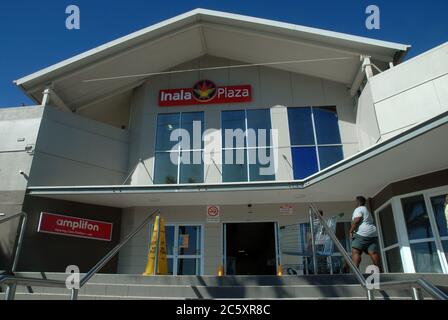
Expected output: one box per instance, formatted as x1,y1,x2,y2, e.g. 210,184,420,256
2,273,448,300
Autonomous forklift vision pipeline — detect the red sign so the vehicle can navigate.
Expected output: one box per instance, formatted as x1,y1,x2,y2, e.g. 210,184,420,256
38,212,113,241
159,80,252,106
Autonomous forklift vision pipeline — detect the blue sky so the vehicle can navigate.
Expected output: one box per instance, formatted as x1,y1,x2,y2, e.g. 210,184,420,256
0,0,447,107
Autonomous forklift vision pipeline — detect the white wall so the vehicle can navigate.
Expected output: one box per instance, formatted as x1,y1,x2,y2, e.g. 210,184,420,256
117,202,365,275
127,55,358,185
357,42,448,149
28,107,130,186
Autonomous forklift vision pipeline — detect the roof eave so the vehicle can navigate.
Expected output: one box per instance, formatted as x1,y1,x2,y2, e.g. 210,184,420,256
14,8,409,90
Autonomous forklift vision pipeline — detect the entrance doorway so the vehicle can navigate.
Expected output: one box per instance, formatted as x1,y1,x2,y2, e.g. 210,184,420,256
165,224,203,275
224,222,278,275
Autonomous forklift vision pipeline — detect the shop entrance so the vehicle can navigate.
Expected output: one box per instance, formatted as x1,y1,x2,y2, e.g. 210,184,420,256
224,222,277,275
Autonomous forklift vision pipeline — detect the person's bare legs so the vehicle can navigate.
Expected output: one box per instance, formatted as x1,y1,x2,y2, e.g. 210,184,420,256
352,248,362,268
368,251,382,272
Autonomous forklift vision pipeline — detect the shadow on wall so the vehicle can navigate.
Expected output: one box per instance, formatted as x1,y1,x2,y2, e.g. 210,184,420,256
0,218,20,271
17,195,122,273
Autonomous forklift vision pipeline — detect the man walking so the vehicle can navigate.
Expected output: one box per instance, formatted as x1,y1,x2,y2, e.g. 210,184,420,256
349,196,382,271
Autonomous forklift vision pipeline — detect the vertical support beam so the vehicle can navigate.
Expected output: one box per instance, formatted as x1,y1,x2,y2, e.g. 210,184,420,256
41,87,51,106
362,56,374,79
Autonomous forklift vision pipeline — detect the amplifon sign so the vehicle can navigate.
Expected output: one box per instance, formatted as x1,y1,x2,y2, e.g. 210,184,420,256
159,80,252,107
37,212,113,241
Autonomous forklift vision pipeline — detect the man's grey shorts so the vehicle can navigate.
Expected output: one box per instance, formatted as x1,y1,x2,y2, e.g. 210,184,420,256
352,234,379,254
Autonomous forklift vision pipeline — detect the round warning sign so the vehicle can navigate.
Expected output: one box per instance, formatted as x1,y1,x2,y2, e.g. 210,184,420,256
207,205,220,223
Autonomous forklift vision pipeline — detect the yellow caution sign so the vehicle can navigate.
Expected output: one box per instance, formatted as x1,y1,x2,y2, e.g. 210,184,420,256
143,215,168,276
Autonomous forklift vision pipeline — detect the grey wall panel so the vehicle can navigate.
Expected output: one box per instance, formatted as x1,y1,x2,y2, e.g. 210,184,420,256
19,196,122,273
29,107,129,186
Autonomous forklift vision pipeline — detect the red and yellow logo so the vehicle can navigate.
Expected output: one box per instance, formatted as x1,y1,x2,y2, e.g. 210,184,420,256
193,80,217,102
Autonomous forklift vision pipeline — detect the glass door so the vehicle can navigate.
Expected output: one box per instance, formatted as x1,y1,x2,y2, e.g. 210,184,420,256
166,224,203,275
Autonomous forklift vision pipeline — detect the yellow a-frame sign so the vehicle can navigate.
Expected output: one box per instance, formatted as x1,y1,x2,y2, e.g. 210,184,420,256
143,215,168,276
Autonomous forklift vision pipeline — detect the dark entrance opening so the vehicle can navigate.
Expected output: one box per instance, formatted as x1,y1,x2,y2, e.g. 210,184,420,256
225,222,277,275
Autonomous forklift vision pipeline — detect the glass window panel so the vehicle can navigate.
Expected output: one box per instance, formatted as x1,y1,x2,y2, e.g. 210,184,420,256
177,258,200,275
291,147,318,180
178,226,202,256
378,205,398,247
288,108,315,146
248,148,275,182
313,107,342,145
402,195,434,240
410,242,443,273
385,247,403,273
165,226,175,256
181,112,204,150
154,152,179,184
318,146,343,170
179,151,204,184
248,149,274,182
222,110,246,148
430,194,448,237
222,149,248,182
156,113,180,151
247,109,272,148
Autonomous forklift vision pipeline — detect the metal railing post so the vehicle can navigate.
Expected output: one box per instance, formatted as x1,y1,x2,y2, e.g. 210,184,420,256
308,208,318,275
367,290,374,300
412,287,423,300
12,213,27,272
5,284,17,300
70,288,79,300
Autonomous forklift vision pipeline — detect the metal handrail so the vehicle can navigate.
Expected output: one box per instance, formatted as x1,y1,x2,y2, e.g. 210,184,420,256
0,212,28,273
309,204,448,300
71,208,160,299
0,212,28,299
0,209,159,300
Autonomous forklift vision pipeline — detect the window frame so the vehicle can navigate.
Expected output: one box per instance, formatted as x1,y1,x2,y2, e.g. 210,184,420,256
288,106,343,179
375,185,448,274
153,112,205,185
220,108,275,183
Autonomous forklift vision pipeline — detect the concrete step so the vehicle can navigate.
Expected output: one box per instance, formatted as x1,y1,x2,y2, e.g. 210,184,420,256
2,273,447,300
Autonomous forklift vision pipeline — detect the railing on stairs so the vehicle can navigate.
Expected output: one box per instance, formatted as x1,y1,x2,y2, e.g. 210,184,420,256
308,203,448,300
1,206,447,300
0,209,159,300
0,212,28,299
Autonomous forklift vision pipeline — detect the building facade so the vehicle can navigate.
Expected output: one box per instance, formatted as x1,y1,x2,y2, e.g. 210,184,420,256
1,9,447,277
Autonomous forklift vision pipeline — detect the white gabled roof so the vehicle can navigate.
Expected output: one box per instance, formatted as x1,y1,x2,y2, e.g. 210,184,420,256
15,8,410,109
